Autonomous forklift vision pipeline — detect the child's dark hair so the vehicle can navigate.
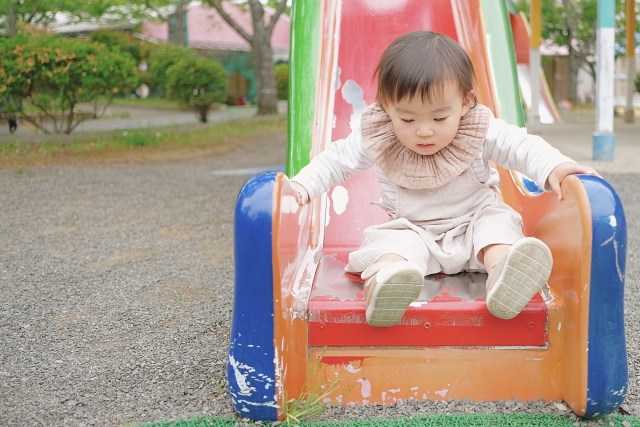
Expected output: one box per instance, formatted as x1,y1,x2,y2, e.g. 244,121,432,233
375,31,477,105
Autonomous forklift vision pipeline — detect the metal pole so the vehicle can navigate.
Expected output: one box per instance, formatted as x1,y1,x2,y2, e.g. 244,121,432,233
625,0,636,123
593,0,616,161
528,0,542,134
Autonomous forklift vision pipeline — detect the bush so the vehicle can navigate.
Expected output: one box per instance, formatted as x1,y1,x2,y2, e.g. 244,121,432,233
147,43,194,96
90,30,144,63
166,57,228,122
0,33,140,134
636,72,640,93
275,63,288,100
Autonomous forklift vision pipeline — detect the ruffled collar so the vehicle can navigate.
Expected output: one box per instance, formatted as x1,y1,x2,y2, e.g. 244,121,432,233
360,103,492,189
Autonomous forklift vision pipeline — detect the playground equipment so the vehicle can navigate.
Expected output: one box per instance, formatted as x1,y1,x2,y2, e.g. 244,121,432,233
229,0,628,420
510,11,561,125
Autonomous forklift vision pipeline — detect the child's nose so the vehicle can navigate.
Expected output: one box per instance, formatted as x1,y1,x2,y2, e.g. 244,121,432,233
416,126,433,137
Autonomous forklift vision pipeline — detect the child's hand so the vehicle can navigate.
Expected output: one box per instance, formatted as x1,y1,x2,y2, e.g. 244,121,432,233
291,181,310,206
547,162,601,200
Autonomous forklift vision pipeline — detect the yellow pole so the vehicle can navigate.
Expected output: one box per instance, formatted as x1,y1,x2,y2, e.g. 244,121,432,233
625,0,636,123
528,0,542,132
531,0,541,49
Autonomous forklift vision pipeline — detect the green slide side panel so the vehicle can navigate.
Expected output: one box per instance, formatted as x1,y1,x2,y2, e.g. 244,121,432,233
480,0,525,127
287,0,321,177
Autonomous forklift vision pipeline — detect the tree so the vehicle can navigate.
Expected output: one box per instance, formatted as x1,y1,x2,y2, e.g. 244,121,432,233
515,0,597,103
147,43,195,96
274,62,288,100
0,0,171,37
90,29,145,63
1,0,77,36
515,0,639,103
166,57,228,122
0,34,140,134
204,0,288,115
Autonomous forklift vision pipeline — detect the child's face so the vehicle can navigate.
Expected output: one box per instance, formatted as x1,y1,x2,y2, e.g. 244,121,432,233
382,83,475,156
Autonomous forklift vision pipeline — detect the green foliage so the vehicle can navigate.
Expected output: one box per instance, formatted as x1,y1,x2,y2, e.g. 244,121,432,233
0,33,140,134
166,57,228,122
513,0,597,52
265,0,291,16
636,72,640,94
90,29,144,63
275,62,289,100
514,0,639,57
0,0,172,37
147,43,195,96
118,130,162,147
514,0,639,101
513,0,599,101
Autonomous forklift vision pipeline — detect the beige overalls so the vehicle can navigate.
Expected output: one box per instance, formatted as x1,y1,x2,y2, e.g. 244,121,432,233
345,104,524,276
345,167,524,276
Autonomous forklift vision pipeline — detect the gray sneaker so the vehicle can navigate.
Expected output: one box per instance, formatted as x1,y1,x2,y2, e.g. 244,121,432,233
362,261,424,327
485,237,553,319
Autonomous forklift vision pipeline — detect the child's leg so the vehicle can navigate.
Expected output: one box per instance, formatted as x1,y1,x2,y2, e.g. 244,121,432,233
482,238,552,319
361,254,423,327
481,244,511,272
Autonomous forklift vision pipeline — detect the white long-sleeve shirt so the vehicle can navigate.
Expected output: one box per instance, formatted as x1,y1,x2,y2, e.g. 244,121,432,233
291,115,574,212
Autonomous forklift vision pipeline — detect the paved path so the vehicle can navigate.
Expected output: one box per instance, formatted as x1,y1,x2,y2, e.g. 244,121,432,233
539,112,640,174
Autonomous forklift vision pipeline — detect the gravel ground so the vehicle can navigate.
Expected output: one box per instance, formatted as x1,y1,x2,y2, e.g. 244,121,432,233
0,129,638,426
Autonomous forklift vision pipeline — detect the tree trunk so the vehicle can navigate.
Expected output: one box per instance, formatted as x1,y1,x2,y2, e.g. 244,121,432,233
197,104,209,122
174,0,186,46
567,52,583,104
247,1,278,115
206,0,287,115
251,37,278,115
8,1,17,37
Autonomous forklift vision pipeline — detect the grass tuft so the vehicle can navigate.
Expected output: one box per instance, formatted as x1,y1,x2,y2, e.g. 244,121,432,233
281,352,347,425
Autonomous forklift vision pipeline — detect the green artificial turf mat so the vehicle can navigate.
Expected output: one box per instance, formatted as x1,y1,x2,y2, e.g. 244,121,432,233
145,413,640,427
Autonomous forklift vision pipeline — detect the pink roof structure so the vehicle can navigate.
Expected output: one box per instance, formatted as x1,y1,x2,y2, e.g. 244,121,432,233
141,3,290,60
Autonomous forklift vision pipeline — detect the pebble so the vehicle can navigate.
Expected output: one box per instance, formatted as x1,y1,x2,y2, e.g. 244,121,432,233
1,139,639,426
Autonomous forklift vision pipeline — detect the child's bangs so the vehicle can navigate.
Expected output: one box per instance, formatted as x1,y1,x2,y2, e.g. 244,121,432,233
375,31,477,106
381,62,457,105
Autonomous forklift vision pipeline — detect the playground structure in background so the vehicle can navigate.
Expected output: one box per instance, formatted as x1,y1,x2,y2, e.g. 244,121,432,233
229,0,628,421
510,11,561,124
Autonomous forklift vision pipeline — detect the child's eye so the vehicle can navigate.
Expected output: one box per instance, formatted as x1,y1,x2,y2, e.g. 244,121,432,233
401,118,414,123
434,117,447,122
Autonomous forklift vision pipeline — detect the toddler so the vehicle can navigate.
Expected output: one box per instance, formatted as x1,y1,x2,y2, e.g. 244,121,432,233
290,31,598,327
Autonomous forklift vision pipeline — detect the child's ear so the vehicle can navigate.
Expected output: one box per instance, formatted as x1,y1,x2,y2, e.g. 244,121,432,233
461,90,476,115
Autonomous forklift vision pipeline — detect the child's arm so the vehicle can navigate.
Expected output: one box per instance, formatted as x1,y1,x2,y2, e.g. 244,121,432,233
484,116,598,198
290,128,374,206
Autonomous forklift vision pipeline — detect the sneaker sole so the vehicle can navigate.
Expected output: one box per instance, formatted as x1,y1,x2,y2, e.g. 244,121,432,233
366,262,424,327
486,238,553,320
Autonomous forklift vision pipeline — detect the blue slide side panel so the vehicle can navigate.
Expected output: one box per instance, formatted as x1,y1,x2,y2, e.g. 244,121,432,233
581,176,628,417
517,172,544,195
228,172,278,420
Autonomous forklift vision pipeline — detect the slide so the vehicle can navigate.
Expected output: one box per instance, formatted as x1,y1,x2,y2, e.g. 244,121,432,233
230,0,627,421
510,11,562,123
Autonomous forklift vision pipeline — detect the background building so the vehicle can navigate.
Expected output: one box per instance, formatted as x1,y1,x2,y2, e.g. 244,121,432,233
141,2,290,105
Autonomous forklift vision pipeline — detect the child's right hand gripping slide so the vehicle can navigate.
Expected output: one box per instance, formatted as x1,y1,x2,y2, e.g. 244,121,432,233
291,181,310,206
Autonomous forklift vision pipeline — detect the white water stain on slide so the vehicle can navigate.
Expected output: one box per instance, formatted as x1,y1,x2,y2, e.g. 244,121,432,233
331,186,349,215
358,378,372,398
